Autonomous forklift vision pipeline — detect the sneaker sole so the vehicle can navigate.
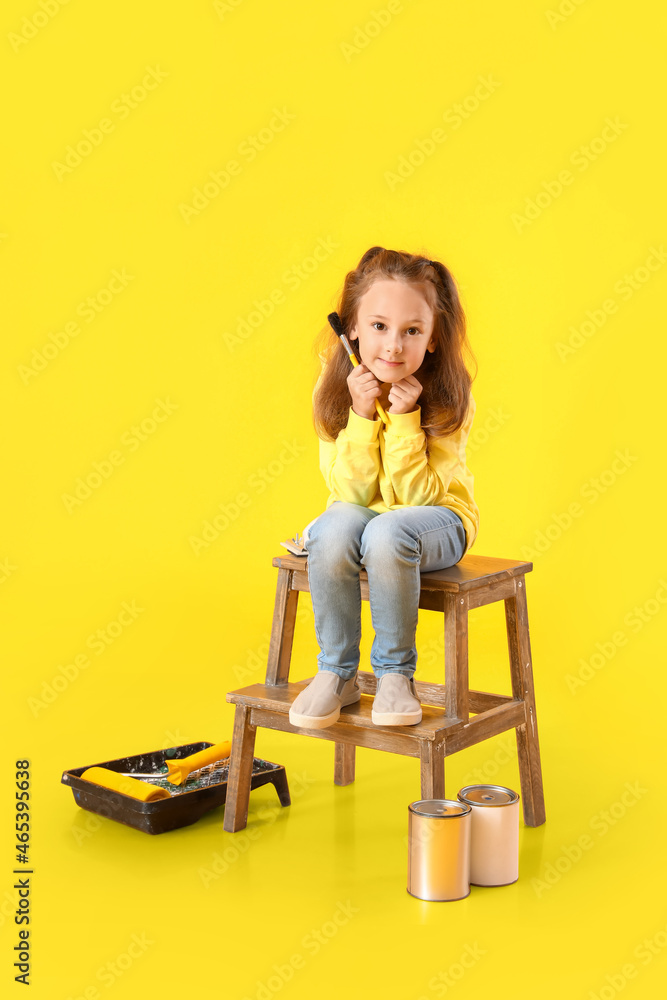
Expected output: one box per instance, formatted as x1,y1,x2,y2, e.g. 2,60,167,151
289,691,361,730
371,707,422,726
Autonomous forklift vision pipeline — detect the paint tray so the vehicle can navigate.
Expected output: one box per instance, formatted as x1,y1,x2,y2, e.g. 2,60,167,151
61,741,290,835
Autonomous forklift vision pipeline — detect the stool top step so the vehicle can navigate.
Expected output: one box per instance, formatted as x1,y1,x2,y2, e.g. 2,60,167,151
272,551,532,592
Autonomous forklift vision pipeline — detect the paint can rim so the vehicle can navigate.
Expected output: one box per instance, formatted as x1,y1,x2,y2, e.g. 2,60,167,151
457,784,520,807
409,798,472,817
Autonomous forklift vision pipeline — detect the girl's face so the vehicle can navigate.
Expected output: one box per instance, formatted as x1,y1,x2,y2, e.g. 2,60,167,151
349,278,436,383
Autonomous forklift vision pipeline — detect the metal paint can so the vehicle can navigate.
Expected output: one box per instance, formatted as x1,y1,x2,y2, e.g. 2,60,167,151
407,799,471,901
457,785,520,886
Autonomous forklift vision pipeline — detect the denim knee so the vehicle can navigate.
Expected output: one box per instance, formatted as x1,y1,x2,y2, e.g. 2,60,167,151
359,513,420,568
305,503,371,571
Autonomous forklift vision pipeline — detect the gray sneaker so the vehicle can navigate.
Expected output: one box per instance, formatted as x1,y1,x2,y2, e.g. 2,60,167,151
289,670,360,729
371,673,422,726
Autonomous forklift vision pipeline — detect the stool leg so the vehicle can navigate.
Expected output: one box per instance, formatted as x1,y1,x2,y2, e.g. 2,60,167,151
505,579,546,826
223,705,257,832
419,740,445,799
444,592,469,721
334,743,355,786
266,568,299,685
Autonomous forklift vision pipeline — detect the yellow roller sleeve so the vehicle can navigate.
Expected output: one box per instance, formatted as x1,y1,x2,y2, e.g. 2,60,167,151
164,740,232,786
81,767,171,802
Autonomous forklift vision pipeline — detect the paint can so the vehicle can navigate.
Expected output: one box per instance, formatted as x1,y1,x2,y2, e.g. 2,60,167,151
407,799,471,901
457,785,520,886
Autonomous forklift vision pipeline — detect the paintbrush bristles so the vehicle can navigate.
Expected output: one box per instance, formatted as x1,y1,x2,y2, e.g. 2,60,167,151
327,311,343,336
328,312,356,360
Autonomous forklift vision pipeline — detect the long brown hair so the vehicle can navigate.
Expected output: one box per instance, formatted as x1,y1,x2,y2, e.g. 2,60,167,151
312,246,478,442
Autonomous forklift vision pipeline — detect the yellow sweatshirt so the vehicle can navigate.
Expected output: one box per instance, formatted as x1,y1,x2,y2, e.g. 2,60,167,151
317,393,480,555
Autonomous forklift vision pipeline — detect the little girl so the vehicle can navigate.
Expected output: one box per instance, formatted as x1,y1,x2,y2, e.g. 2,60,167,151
289,247,479,730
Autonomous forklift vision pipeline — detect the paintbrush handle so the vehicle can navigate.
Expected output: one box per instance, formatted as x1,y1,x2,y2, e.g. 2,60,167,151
340,335,388,423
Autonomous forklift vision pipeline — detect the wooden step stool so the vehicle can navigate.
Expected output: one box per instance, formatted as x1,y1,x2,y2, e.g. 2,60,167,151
223,552,546,832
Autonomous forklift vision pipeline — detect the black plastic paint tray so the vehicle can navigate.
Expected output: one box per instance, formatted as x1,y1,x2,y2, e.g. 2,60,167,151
61,741,290,835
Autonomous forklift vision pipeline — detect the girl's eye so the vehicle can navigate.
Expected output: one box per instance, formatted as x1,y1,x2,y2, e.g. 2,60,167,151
371,322,421,335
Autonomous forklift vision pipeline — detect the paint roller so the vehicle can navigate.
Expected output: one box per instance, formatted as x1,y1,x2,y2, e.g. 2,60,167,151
327,311,388,423
80,740,232,801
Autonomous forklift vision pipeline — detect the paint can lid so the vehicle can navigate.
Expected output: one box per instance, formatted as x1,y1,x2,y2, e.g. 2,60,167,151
409,799,471,818
457,784,519,807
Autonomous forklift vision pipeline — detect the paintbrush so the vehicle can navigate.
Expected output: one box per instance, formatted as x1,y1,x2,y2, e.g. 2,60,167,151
327,312,388,423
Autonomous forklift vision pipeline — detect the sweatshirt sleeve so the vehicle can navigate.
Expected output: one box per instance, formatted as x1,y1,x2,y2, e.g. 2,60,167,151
319,408,381,507
381,394,476,506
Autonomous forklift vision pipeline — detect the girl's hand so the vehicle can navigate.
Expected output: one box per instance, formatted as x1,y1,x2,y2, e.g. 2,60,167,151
347,363,382,420
387,375,422,414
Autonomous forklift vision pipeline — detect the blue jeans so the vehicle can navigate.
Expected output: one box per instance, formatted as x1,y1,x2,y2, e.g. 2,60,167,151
302,501,467,681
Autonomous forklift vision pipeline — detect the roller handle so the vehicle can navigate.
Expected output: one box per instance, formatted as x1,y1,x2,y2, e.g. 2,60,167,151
164,740,232,786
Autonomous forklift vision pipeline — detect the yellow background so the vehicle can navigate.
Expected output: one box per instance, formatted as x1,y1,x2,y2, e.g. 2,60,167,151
2,0,666,997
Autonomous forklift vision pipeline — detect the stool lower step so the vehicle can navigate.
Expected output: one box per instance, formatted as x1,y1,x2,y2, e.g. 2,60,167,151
226,681,526,753
227,680,465,740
